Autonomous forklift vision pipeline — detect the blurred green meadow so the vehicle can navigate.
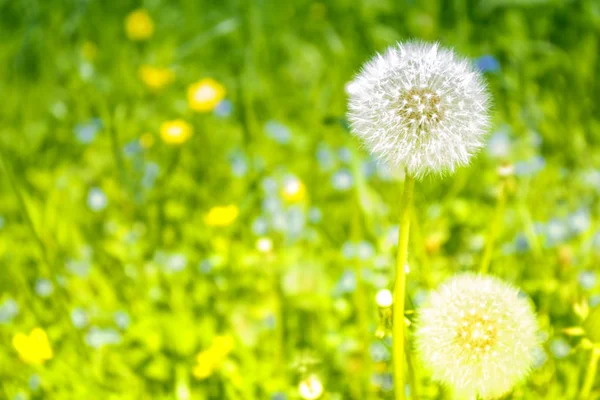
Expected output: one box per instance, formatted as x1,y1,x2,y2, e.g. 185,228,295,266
1,0,600,399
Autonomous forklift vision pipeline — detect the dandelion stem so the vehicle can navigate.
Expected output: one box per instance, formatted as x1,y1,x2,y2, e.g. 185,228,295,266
405,333,419,399
580,346,600,399
479,179,506,274
393,173,414,400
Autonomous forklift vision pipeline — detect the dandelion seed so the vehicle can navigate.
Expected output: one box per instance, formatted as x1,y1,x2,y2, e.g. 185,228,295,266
347,41,490,178
415,274,539,399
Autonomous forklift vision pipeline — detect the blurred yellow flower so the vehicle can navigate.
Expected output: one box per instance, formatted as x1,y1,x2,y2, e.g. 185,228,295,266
192,358,214,380
160,120,193,145
281,178,306,202
12,328,53,365
204,205,239,227
125,9,154,41
211,335,234,358
139,65,174,91
187,79,226,112
139,132,155,149
193,334,235,380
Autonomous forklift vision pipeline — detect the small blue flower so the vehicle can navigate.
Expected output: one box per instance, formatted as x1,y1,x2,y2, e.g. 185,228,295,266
214,99,233,118
263,314,276,330
142,162,160,189
271,393,287,400
0,298,19,324
356,241,375,260
74,118,102,144
514,233,530,253
198,259,213,274
165,254,187,272
475,55,500,73
486,128,511,159
271,212,287,233
265,121,292,144
286,206,305,238
261,177,278,195
568,209,590,235
28,374,41,391
85,327,121,348
335,270,356,295
515,156,545,177
35,278,54,297
578,271,597,290
362,159,378,178
544,219,568,247
229,151,249,177
581,169,600,191
114,311,131,329
252,216,269,235
87,187,108,211
66,259,91,277
123,140,141,158
308,207,322,224
338,147,353,164
316,143,336,172
550,338,571,359
71,308,88,328
370,342,390,362
0,215,5,230
332,168,353,191
263,197,282,214
341,241,356,259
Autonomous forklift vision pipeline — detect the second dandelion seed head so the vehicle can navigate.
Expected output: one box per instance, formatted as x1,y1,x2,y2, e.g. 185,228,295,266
347,41,491,179
415,274,539,399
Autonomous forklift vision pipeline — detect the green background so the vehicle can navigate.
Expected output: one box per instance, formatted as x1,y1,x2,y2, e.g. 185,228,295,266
1,0,600,399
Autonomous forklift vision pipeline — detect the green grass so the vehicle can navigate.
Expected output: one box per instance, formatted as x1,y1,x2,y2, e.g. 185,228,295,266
1,0,600,399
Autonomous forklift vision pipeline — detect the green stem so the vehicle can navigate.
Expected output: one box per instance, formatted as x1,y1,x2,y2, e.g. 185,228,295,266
404,333,419,400
479,180,506,274
393,173,414,400
580,346,600,399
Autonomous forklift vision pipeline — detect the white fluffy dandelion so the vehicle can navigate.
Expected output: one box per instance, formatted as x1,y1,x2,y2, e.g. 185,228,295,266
415,274,539,399
347,42,491,178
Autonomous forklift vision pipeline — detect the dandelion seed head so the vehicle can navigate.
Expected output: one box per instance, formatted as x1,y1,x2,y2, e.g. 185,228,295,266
415,274,538,399
347,42,491,178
